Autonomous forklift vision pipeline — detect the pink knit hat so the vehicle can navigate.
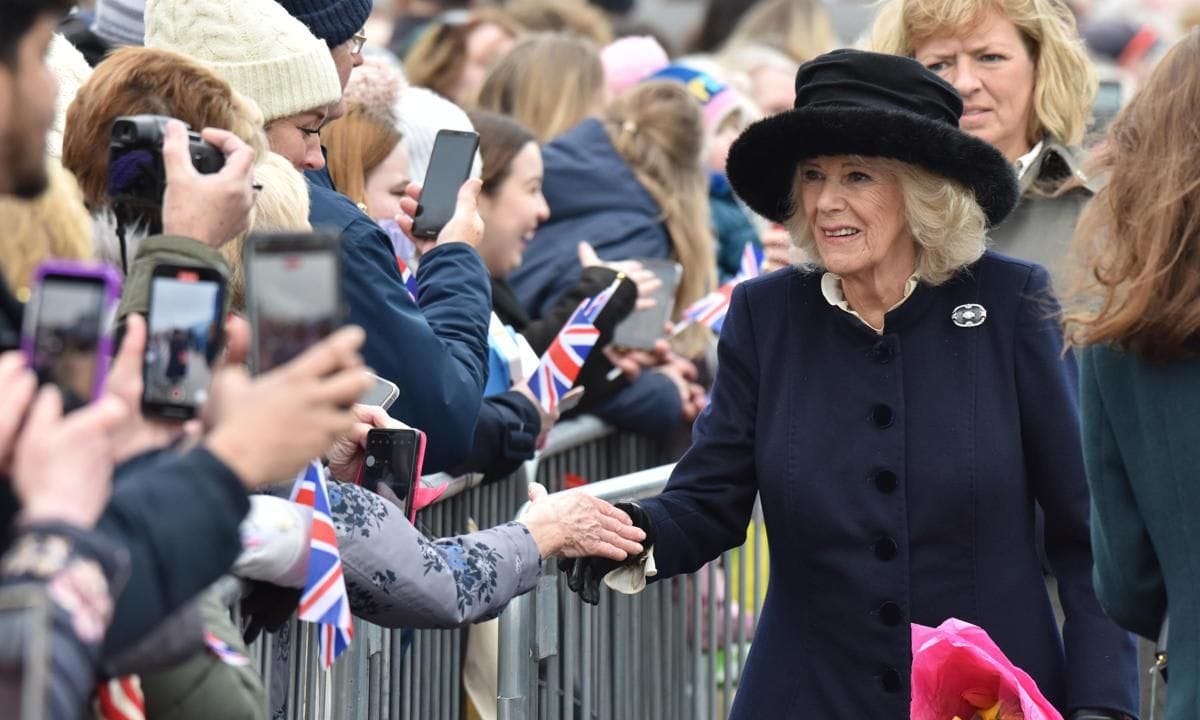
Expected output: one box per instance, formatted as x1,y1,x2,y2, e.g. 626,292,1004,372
601,36,670,96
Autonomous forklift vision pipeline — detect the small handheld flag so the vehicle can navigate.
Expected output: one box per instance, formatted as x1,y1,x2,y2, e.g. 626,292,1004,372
674,244,764,336
397,257,419,303
528,279,621,413
290,461,354,668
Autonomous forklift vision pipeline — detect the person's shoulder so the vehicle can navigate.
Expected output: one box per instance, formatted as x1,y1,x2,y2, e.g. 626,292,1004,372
738,265,821,306
968,250,1050,292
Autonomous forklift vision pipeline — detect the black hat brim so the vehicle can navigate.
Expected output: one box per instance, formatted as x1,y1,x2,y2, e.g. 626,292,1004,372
726,106,1019,228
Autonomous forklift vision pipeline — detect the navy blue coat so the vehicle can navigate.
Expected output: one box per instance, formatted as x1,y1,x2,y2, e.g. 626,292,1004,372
642,252,1138,717
306,170,491,473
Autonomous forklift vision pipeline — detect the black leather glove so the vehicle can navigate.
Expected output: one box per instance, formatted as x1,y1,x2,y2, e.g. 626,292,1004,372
1068,710,1133,720
559,501,656,606
240,580,302,644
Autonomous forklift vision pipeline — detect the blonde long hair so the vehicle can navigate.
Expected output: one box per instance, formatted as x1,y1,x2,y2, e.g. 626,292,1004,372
1064,30,1200,362
476,33,606,144
604,81,716,355
722,0,838,63
0,160,94,299
870,0,1097,149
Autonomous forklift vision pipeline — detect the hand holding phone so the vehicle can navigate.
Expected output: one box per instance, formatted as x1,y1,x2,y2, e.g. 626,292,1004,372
355,428,426,523
141,264,225,420
410,130,479,241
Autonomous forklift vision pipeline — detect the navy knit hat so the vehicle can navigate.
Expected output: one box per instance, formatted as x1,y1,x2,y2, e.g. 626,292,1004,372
274,0,373,48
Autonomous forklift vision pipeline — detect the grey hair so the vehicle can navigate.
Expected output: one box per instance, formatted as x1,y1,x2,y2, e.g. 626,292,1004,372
784,157,987,285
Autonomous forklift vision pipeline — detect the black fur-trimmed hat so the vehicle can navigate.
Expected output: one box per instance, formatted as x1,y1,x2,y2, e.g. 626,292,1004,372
726,49,1019,228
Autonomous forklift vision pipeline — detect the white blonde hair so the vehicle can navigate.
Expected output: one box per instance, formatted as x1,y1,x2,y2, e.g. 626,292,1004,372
785,157,987,284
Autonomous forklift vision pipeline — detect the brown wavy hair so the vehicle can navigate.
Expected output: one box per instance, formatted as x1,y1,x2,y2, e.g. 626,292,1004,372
1064,30,1200,361
322,102,402,211
404,8,523,101
604,81,716,356
62,46,265,211
467,110,537,196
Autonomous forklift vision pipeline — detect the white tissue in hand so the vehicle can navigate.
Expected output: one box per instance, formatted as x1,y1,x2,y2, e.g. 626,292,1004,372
603,547,657,595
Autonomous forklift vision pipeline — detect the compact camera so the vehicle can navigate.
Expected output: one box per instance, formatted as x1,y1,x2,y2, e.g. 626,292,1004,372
108,114,225,209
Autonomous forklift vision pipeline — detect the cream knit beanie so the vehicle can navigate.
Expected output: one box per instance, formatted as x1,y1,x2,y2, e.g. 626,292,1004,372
144,0,342,123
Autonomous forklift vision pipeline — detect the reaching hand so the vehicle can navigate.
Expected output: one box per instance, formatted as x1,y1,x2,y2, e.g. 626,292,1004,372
760,225,794,272
520,483,646,561
325,403,408,484
576,242,662,311
395,180,485,249
557,500,656,605
511,381,558,448
204,327,372,489
12,387,128,528
161,122,257,249
0,352,38,475
105,314,194,462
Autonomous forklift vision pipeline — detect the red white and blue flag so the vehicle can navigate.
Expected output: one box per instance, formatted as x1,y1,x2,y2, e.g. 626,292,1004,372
204,631,251,667
529,278,621,413
397,257,419,303
676,244,764,335
290,461,353,669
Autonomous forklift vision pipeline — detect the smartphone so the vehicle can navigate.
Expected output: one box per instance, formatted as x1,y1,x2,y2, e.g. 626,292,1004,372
611,259,682,351
141,264,225,420
360,371,399,410
20,260,122,412
244,232,342,375
411,129,479,239
356,428,426,523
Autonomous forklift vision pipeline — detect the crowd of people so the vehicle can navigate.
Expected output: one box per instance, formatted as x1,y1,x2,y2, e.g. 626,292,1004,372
0,0,1198,717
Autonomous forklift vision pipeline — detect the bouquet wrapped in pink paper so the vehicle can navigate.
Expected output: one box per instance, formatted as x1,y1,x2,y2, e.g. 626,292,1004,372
910,618,1063,720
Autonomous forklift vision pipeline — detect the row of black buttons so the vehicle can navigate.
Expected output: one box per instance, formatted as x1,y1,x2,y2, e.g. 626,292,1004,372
870,388,903,694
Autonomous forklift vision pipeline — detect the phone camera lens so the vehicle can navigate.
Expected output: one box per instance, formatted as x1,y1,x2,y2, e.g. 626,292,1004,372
365,455,376,468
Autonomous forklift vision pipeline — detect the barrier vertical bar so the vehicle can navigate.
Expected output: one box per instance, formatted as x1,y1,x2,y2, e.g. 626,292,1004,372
497,591,533,720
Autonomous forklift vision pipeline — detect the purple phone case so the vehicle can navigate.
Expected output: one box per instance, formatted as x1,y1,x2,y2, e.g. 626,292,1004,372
20,260,123,402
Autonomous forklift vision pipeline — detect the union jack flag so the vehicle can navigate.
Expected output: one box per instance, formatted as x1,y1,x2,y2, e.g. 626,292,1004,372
675,244,764,336
529,279,620,413
289,461,353,668
397,257,419,303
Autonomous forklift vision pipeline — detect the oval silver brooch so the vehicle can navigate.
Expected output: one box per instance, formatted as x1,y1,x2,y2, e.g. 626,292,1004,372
951,303,987,328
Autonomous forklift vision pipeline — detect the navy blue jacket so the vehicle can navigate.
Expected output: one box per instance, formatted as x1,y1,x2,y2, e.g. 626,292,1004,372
642,253,1138,717
506,119,670,320
306,170,491,472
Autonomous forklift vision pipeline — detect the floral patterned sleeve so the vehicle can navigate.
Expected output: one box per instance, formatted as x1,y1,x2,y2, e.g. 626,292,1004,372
328,482,543,629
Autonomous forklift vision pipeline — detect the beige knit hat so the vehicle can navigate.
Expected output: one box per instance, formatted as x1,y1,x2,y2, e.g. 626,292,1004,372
144,0,342,123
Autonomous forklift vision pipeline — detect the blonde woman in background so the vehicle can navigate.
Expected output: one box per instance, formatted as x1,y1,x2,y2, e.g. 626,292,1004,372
871,0,1099,289
475,32,607,143
720,0,839,64
0,161,94,301
403,8,522,106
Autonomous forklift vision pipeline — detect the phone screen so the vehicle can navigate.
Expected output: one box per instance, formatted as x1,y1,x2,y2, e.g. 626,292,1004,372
250,249,339,374
612,259,682,351
412,130,479,239
361,430,420,516
143,269,223,416
29,276,106,412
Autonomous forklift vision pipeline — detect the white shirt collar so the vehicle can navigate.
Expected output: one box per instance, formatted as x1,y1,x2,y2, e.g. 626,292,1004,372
820,272,919,334
1014,140,1045,181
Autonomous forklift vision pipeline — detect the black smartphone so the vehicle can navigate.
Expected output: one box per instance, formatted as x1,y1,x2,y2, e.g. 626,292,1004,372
356,428,426,523
243,232,343,375
411,129,479,240
142,263,225,420
20,260,122,413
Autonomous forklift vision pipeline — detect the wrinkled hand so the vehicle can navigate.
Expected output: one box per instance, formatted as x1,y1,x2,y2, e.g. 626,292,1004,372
520,483,645,560
577,242,661,311
12,387,128,528
162,122,256,248
205,327,372,489
325,402,407,484
760,225,794,272
396,179,484,249
0,352,38,474
558,500,656,605
105,314,194,462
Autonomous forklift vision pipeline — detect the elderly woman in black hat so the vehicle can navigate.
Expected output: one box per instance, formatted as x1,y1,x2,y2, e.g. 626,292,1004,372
561,50,1138,718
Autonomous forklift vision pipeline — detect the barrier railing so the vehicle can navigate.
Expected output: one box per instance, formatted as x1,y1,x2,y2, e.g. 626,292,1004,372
257,417,678,720
496,466,768,720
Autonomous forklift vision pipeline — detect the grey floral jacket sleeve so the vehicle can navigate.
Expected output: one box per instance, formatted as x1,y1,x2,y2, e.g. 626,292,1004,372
328,482,542,629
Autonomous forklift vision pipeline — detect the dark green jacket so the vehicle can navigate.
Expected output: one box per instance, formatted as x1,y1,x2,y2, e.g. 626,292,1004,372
1081,344,1196,718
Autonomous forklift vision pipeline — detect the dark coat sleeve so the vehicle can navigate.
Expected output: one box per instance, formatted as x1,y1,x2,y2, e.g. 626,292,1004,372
98,446,249,655
449,390,541,482
580,371,683,437
1013,266,1139,714
638,283,759,578
338,212,491,473
1079,348,1166,642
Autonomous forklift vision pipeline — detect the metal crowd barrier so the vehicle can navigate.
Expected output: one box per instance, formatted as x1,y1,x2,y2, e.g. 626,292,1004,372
255,416,678,720
497,466,768,720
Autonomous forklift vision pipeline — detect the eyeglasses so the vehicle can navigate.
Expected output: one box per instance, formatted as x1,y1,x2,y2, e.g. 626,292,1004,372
348,30,367,56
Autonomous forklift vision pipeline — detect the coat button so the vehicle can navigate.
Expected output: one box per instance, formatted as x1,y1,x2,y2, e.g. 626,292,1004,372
881,666,902,693
870,404,894,428
874,537,898,561
865,339,894,364
873,470,898,493
878,601,902,626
